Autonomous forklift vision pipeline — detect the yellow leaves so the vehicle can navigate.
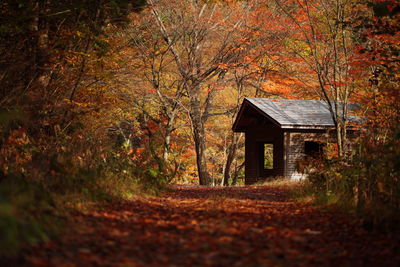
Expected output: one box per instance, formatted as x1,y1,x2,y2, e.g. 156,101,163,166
62,98,92,108
284,38,312,57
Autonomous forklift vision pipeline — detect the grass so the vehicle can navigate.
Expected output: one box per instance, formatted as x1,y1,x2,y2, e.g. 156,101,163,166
0,167,169,258
255,177,338,205
0,176,62,257
255,176,303,188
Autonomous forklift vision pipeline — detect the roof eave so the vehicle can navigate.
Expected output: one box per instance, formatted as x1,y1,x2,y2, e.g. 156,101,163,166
232,99,248,132
281,125,361,130
281,125,335,130
244,98,282,127
232,98,282,132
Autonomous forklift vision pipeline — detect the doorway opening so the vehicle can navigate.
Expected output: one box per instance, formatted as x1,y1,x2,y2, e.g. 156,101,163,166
263,143,274,169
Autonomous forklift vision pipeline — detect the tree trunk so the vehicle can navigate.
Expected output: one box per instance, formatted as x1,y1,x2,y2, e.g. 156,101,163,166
189,91,210,185
32,1,51,92
163,111,176,163
232,162,244,186
335,114,348,159
191,117,210,185
163,132,171,162
336,120,344,158
222,133,239,186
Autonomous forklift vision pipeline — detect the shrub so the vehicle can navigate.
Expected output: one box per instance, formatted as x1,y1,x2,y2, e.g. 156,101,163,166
306,128,400,232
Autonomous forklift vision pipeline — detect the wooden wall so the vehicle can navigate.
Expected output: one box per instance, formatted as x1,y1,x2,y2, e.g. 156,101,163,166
284,130,332,180
244,122,285,185
244,125,336,184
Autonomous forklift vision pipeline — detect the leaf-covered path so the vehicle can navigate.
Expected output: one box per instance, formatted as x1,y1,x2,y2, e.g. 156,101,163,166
23,186,399,266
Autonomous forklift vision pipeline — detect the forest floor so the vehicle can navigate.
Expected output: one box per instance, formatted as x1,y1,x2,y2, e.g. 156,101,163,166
16,186,400,266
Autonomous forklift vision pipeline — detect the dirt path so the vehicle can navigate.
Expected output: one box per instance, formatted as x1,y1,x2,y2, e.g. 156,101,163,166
22,186,399,266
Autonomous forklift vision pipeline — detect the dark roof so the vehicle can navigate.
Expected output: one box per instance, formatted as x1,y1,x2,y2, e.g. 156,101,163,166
233,98,359,132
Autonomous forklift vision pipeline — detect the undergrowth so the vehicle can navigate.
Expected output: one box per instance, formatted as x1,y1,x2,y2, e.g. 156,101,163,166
260,174,399,235
0,165,168,258
260,127,399,234
255,177,313,201
0,176,60,257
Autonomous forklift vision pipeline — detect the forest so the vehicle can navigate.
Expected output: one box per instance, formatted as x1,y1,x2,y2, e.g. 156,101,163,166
0,0,399,265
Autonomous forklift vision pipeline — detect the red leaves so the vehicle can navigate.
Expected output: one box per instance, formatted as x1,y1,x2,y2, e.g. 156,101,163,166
23,186,399,266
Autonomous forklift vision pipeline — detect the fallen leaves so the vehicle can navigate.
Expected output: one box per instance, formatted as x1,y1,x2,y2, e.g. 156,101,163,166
20,185,400,266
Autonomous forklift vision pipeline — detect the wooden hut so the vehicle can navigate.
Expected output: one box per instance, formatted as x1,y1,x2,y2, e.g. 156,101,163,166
232,98,354,184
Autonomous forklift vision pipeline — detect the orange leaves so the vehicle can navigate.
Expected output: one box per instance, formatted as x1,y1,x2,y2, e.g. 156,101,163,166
129,147,145,161
216,62,229,70
0,128,32,175
261,80,299,99
146,121,159,134
25,186,399,266
3,128,29,146
217,235,233,243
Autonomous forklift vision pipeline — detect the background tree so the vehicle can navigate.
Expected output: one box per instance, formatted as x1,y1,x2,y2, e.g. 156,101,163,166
349,0,400,227
111,22,185,176
274,0,361,157
145,0,269,184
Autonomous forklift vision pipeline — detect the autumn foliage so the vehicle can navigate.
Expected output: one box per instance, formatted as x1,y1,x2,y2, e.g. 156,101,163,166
13,186,400,266
0,0,399,260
